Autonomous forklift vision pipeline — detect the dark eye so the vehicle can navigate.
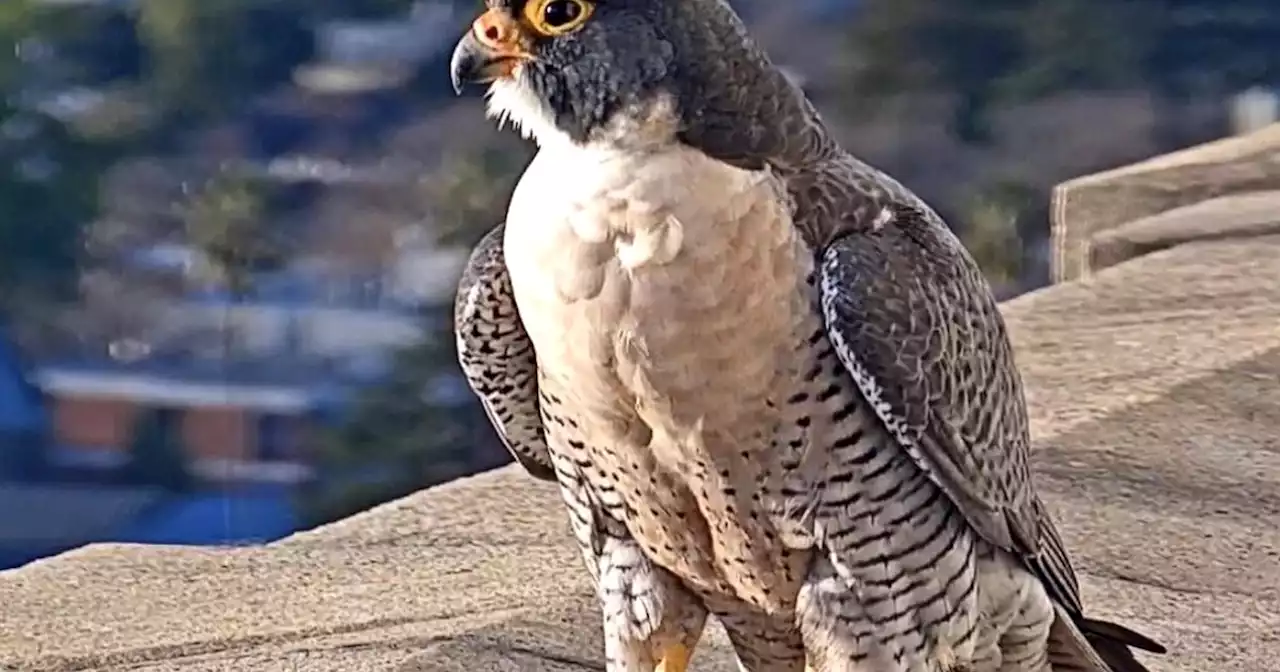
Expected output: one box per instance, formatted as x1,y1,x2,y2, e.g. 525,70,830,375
524,0,592,36
542,0,581,27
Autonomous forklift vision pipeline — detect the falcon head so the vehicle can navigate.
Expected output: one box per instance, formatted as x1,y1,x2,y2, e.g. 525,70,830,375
448,0,809,161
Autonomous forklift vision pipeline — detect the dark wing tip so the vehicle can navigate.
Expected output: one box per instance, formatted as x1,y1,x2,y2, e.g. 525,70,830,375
509,452,558,482
477,396,555,482
1080,617,1168,655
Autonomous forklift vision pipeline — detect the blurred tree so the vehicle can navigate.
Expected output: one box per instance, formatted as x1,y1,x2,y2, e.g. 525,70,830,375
0,1,128,312
997,1,1152,100
320,0,419,19
1142,0,1280,144
423,136,532,247
121,408,194,492
297,327,500,528
134,0,313,122
131,0,437,125
0,2,39,89
0,125,100,305
183,170,285,294
1148,0,1280,90
844,0,1280,144
957,179,1039,294
300,125,529,527
844,0,1028,142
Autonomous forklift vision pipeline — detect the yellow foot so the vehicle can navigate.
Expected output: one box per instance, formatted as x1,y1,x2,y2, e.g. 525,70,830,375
656,643,692,672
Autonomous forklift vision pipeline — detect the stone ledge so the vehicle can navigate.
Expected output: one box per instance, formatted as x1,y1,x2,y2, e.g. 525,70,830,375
1088,189,1280,275
3,236,1279,672
1051,123,1280,283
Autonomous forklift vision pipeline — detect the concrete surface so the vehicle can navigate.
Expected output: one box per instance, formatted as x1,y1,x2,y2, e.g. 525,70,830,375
1051,122,1280,283
4,146,1280,670
1088,190,1280,274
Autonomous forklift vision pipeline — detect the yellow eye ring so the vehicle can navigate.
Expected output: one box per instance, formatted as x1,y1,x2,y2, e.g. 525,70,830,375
522,0,594,37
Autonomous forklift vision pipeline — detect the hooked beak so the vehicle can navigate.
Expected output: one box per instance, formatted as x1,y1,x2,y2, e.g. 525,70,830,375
450,8,534,95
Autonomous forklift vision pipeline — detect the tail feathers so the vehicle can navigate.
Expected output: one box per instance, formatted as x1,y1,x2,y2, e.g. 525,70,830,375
1048,605,1166,672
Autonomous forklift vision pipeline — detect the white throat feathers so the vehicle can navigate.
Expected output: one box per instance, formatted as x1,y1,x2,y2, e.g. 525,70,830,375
486,71,682,152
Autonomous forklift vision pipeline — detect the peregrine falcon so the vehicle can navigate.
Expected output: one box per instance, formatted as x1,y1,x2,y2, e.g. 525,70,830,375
449,1,1168,671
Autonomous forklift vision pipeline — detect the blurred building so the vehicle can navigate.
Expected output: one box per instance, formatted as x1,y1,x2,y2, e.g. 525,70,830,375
33,243,469,478
35,358,327,486
1,323,295,571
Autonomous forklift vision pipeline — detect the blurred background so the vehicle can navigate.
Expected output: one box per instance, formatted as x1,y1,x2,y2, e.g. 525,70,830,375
0,0,1277,570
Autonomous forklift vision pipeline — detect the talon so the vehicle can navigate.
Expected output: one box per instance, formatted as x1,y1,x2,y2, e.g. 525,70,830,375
656,643,692,672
